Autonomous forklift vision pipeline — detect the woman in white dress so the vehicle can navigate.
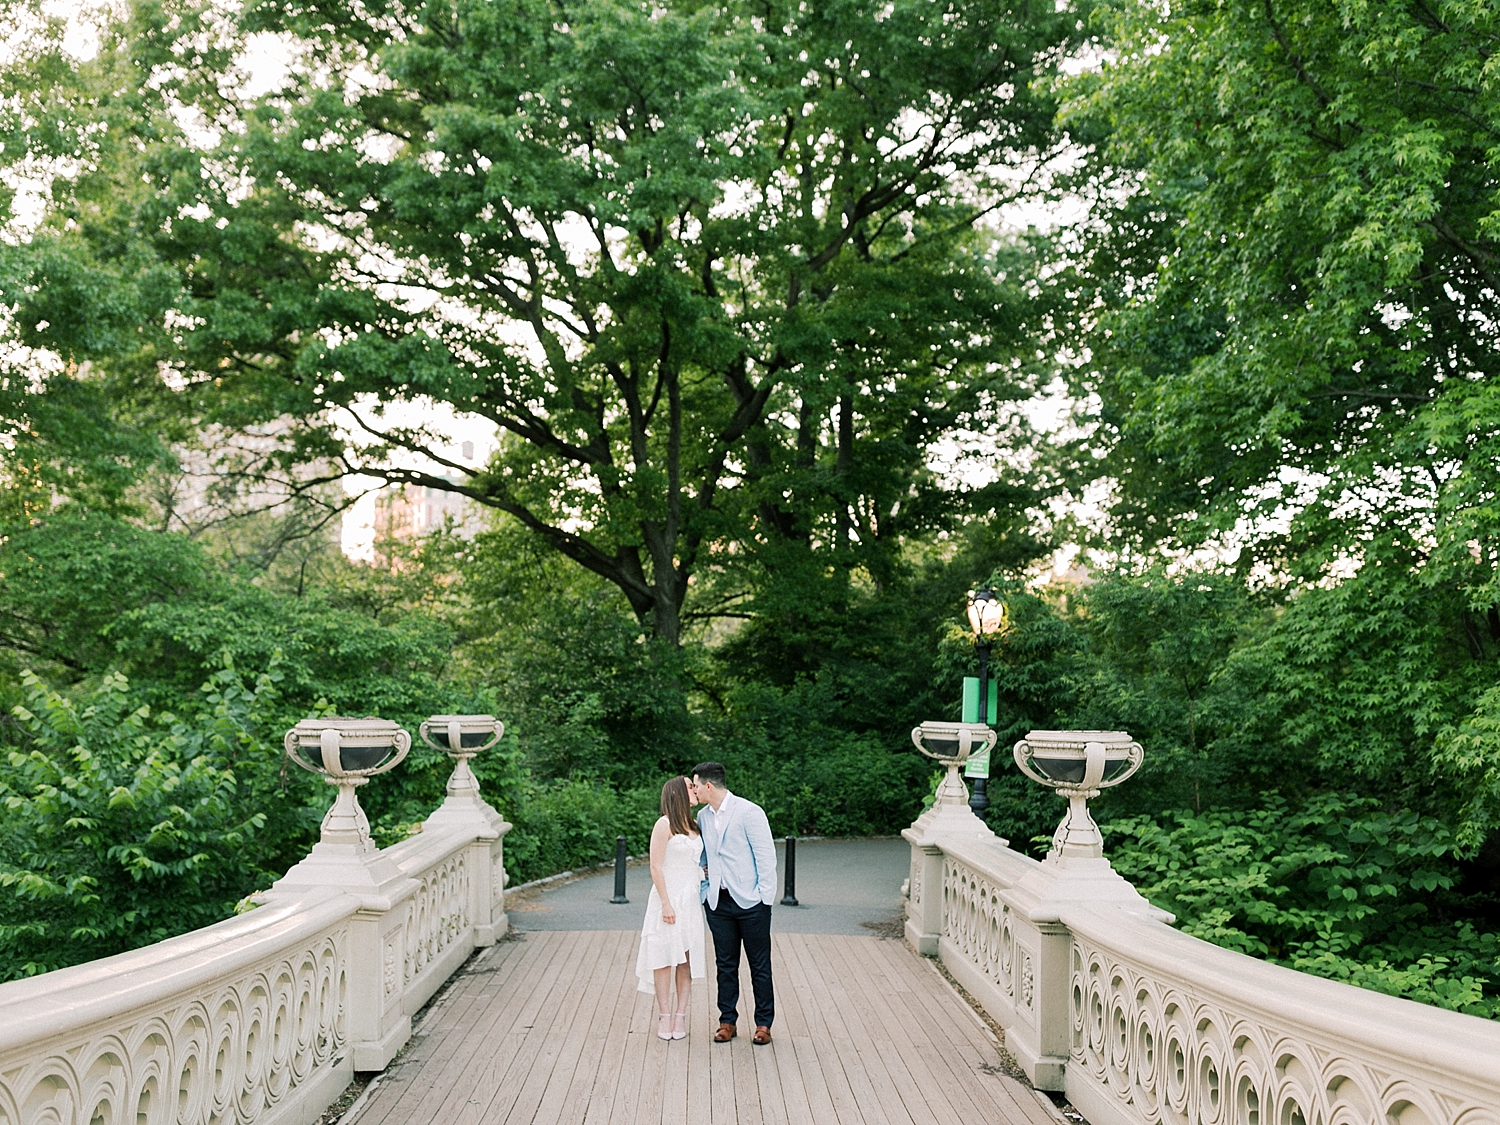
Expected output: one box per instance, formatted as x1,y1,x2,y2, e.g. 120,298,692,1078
636,775,707,1040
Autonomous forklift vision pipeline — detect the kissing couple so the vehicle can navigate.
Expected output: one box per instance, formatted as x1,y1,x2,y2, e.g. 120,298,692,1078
633,762,778,1045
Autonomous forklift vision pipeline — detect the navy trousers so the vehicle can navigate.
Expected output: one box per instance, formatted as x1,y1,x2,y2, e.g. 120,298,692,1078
704,897,774,1028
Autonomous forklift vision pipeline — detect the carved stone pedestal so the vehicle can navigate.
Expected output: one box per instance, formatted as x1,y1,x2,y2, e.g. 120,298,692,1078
422,782,512,947
269,793,421,1070
902,764,1001,955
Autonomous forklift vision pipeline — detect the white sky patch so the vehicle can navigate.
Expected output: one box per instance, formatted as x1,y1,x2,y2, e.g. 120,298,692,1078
2,159,72,237
338,396,499,559
1118,465,1343,587
999,183,1091,234
926,376,1076,487
57,2,104,60
0,339,63,395
237,32,296,98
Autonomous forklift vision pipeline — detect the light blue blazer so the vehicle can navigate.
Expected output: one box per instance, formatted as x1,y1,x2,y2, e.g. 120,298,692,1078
697,792,777,910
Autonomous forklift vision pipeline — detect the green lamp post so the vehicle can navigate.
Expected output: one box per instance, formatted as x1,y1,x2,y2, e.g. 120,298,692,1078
965,587,1006,817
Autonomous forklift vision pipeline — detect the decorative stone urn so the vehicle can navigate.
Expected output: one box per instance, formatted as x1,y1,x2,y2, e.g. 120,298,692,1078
417,713,511,898
284,717,412,853
903,720,1002,954
421,713,502,789
909,721,1001,839
1012,729,1142,860
911,720,998,804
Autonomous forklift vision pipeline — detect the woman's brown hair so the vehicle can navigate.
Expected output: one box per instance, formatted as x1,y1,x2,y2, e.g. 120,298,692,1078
661,776,696,837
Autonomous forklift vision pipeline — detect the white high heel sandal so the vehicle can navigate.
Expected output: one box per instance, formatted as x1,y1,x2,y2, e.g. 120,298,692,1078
657,1012,674,1040
671,1012,687,1040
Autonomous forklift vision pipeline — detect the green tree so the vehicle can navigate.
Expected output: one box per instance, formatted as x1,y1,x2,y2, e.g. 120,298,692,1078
1214,555,1500,850
0,511,213,678
0,0,1078,651
0,512,468,728
455,515,696,785
1055,0,1500,611
1031,0,1500,926
0,667,290,978
1068,569,1269,815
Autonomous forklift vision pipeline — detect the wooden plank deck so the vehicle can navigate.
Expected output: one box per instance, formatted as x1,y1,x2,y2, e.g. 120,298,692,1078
351,931,1058,1125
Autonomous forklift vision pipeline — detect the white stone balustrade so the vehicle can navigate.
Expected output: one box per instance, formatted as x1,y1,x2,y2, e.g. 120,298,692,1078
0,742,510,1125
906,773,1500,1125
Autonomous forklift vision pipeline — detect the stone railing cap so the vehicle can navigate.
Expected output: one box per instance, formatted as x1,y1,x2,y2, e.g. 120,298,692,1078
0,889,357,1056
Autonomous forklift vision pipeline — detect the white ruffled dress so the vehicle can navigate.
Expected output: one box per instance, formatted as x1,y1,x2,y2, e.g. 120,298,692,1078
635,826,708,993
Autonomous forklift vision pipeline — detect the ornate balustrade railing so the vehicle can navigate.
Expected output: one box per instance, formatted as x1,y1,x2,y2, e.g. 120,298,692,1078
0,718,510,1125
906,782,1500,1125
0,891,357,1125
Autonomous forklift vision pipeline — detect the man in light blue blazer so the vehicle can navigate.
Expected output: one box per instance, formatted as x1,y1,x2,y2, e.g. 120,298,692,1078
692,761,777,1044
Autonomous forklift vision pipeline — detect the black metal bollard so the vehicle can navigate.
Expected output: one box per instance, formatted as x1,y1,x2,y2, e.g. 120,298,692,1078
610,835,629,903
781,835,798,906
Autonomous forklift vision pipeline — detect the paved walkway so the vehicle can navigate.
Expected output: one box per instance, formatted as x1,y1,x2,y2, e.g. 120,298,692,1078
505,838,910,935
352,930,1057,1125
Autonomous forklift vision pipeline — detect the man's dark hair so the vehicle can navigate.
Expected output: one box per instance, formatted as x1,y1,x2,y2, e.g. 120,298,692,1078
692,761,727,789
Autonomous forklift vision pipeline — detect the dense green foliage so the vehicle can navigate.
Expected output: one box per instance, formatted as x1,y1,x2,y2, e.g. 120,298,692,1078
1056,0,1500,598
1018,0,1500,1014
0,668,276,976
1105,796,1500,1019
0,0,1071,649
0,502,979,980
971,570,1500,1015
0,0,1495,1024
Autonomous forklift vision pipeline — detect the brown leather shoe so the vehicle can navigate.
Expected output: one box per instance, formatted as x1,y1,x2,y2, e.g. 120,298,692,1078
713,1023,737,1042
752,1026,772,1045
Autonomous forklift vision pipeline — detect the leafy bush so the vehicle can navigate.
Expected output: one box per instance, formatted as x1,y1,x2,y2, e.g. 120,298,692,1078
411,735,669,894
1105,794,1500,1017
0,666,312,979
502,777,662,886
723,733,931,838
706,675,936,837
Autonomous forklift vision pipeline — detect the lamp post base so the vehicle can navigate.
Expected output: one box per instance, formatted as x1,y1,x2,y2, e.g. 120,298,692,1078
968,776,989,819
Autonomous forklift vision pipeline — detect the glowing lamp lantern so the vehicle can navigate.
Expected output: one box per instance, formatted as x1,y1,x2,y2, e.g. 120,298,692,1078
966,587,1007,640
963,587,1007,817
